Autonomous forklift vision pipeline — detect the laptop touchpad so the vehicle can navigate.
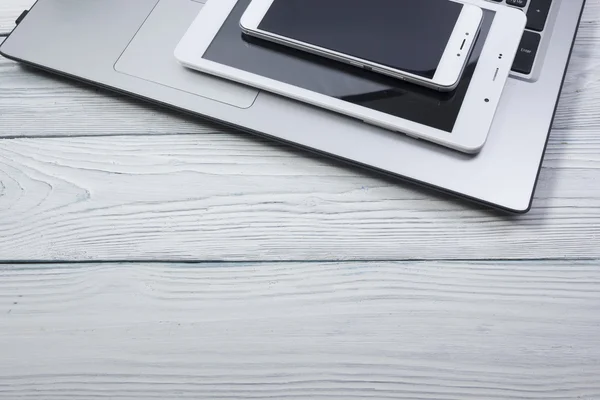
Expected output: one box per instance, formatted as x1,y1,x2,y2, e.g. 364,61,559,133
114,0,258,109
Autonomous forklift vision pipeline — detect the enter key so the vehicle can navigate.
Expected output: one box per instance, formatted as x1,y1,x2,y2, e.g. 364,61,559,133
512,30,541,75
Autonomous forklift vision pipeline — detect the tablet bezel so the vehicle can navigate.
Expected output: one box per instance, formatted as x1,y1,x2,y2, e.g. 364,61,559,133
175,0,526,153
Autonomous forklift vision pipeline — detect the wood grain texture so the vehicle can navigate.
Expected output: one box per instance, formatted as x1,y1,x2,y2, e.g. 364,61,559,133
0,134,599,261
0,0,34,35
0,261,599,399
0,2,599,137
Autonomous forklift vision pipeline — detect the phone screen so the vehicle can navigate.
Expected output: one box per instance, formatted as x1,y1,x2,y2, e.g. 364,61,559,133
257,0,464,79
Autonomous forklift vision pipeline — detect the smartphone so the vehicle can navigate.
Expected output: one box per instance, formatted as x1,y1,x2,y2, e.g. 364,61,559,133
239,0,483,91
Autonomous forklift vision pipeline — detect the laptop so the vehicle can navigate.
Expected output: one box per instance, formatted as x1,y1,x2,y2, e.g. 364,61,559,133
0,0,587,213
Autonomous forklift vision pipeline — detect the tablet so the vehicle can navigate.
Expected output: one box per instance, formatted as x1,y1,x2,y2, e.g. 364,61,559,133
175,0,526,153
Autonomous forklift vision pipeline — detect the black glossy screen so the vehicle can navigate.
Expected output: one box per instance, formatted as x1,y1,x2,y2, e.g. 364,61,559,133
204,0,494,133
258,0,463,79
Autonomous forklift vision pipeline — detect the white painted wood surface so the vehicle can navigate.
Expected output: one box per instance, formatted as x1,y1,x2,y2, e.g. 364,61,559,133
0,0,33,35
1,134,599,261
1,261,599,399
1,1,600,398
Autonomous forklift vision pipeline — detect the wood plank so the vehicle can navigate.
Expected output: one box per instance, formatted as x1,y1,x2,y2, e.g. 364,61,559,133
0,0,34,35
0,134,599,261
0,2,599,137
0,261,599,399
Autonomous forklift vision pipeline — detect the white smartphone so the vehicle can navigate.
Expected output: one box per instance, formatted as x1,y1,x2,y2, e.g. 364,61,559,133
175,0,526,153
240,0,483,91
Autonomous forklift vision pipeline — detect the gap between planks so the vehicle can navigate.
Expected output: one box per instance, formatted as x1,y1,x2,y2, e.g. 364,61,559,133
2,257,600,265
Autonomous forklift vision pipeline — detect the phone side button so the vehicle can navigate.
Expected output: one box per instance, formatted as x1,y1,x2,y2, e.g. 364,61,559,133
366,65,403,80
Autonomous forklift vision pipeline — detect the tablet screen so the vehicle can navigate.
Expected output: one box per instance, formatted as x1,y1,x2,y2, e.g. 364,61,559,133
203,0,494,133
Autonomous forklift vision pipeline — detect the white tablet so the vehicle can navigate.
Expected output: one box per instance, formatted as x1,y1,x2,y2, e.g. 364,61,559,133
175,0,526,153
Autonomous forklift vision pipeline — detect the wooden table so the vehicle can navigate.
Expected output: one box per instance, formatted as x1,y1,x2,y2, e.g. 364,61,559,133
1,1,599,398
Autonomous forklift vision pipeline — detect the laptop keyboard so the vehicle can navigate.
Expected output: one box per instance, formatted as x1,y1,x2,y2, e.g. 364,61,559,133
485,0,553,76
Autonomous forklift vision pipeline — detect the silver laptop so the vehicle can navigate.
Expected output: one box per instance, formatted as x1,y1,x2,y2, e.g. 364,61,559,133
0,0,586,213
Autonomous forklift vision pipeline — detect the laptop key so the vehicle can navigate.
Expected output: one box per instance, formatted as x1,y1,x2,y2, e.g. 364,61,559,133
526,0,552,32
512,30,541,75
506,0,527,7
